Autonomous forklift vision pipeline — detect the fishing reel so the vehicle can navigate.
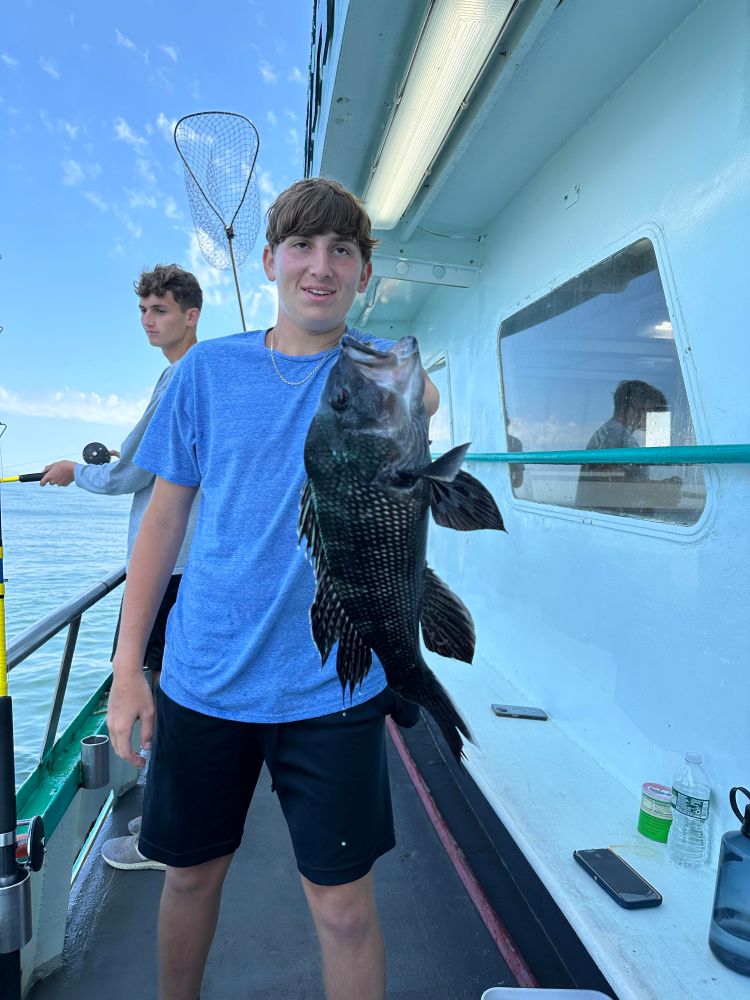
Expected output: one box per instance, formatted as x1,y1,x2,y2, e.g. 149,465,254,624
0,816,45,959
82,442,111,465
14,815,45,872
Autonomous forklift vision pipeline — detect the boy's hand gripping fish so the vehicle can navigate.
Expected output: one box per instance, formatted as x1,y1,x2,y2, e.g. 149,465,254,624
299,335,505,760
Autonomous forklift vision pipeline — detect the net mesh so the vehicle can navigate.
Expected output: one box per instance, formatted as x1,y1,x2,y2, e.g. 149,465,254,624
174,112,261,270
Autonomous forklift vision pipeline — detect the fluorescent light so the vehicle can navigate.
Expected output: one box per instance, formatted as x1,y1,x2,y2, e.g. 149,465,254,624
365,0,514,230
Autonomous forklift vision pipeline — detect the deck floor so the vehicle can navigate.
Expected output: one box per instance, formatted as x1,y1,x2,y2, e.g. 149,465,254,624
29,736,516,999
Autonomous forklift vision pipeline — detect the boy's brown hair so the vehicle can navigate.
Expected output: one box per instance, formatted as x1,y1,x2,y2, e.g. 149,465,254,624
134,264,203,311
265,178,378,263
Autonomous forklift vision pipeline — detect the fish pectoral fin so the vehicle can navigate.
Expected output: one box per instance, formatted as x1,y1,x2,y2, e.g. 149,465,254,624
430,470,505,532
421,567,476,664
417,443,470,482
336,618,373,695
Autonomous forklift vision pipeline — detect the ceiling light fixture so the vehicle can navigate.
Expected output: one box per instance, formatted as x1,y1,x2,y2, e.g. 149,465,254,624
365,0,515,230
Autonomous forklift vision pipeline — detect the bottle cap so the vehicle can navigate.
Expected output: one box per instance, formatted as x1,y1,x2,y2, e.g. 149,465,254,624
685,752,703,763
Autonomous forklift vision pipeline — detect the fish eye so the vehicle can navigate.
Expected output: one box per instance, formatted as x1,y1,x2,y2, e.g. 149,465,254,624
330,388,350,411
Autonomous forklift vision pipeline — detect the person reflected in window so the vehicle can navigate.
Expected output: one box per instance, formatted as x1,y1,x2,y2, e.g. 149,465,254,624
506,432,524,491
576,379,669,513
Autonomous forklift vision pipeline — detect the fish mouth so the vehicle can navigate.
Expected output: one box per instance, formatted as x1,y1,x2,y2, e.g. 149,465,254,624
341,335,419,369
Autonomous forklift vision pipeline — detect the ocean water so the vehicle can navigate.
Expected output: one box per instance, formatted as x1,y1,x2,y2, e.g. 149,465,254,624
1,483,130,787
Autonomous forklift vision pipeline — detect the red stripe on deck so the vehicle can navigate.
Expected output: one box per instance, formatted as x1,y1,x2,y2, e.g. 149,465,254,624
386,718,539,989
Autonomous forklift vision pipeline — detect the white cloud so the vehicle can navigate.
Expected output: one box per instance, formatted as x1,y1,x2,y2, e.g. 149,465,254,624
84,191,108,212
114,117,148,150
288,66,304,84
136,157,156,184
115,30,136,51
242,282,277,328
257,169,277,199
114,208,142,238
0,386,150,427
61,159,84,185
155,111,176,142
60,119,79,139
259,60,277,84
62,159,99,185
266,110,278,127
164,196,180,219
284,109,298,121
159,44,177,62
39,57,61,79
2,53,19,68
126,189,157,209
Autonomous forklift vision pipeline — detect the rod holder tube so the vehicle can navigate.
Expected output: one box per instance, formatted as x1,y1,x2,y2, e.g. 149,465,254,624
0,867,32,953
80,734,110,789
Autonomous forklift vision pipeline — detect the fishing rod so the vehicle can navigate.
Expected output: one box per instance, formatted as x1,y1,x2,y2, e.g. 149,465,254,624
0,424,45,1000
0,442,113,484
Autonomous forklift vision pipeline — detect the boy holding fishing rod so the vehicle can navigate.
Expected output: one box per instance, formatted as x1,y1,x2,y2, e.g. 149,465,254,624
107,178,438,1000
41,264,203,871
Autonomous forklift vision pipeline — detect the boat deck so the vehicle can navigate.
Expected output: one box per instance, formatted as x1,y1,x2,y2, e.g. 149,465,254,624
28,732,518,999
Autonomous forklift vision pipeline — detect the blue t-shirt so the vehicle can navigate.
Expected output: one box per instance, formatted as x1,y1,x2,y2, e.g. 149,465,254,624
135,327,393,723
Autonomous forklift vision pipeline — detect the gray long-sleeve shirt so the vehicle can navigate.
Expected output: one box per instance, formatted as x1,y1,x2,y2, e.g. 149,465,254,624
73,364,198,570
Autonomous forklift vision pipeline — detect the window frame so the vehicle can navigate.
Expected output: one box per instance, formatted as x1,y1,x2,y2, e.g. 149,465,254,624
494,224,715,539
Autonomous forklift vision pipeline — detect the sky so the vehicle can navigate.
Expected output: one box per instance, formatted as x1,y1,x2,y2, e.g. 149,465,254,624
0,0,312,476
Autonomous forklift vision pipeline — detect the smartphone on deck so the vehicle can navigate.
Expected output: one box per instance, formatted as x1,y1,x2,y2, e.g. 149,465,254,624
573,848,663,909
491,704,548,721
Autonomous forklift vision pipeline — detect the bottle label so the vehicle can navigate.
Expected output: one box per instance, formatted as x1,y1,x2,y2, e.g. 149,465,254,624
672,787,710,820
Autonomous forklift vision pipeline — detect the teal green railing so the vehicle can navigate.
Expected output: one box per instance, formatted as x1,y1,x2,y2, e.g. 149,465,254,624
461,444,750,465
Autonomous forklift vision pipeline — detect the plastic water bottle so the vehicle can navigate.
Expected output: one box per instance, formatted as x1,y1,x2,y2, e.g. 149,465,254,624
667,752,711,867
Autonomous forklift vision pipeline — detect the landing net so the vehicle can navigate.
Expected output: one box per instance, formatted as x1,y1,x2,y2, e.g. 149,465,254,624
174,112,261,330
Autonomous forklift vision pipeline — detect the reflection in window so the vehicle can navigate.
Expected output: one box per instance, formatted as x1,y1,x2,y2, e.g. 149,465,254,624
425,353,454,453
498,238,705,525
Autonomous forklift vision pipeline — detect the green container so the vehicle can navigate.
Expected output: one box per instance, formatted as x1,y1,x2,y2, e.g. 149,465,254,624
637,782,673,843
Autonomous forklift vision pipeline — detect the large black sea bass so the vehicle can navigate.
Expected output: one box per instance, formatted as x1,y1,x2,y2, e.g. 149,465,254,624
299,335,505,759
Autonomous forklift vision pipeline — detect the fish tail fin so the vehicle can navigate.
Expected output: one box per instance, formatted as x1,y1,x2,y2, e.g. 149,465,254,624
399,669,474,763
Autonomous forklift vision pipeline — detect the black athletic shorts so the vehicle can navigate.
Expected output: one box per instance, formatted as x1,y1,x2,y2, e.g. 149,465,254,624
139,686,397,885
110,573,182,672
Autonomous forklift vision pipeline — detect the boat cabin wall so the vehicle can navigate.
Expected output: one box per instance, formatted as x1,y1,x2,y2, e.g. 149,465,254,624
368,0,749,837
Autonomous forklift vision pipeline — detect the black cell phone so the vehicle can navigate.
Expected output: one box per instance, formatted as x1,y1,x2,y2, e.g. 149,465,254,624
573,848,663,909
491,703,548,721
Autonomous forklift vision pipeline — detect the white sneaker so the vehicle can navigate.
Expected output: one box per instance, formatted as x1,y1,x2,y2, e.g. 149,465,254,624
101,834,166,871
127,815,142,836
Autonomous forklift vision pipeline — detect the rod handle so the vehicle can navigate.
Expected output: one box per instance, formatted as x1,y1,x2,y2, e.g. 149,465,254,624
17,474,43,483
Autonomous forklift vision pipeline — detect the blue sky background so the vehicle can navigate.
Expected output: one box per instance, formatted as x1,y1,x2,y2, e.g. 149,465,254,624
0,0,312,475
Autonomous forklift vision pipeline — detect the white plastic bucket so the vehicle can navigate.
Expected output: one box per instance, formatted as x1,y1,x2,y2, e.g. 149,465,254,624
481,990,611,1000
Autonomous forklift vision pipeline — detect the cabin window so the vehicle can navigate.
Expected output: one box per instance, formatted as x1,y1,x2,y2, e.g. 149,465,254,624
498,238,706,525
425,353,454,452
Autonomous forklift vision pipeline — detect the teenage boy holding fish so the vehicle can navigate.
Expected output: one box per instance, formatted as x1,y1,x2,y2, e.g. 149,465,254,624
107,178,438,1000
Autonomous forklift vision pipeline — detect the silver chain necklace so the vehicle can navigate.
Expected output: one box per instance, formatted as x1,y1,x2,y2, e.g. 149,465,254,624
268,328,340,387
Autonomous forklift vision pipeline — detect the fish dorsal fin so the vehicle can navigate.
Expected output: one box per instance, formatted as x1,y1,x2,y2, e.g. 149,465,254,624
310,561,346,665
421,567,475,664
418,443,470,482
299,479,319,554
430,469,505,532
299,479,374,683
